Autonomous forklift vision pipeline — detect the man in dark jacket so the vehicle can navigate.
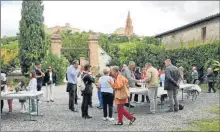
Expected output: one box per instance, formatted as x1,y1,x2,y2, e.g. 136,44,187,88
207,68,216,93
81,64,95,119
44,66,57,102
164,59,181,112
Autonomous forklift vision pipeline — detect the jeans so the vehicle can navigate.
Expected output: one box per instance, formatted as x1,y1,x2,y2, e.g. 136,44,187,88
102,92,114,118
88,95,92,106
117,104,134,123
167,88,179,111
31,99,36,112
68,83,77,110
98,90,103,107
81,94,91,117
208,82,216,92
148,87,158,113
46,83,55,101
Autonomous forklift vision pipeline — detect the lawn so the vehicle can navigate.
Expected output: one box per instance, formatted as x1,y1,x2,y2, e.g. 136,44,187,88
181,105,220,131
199,84,220,93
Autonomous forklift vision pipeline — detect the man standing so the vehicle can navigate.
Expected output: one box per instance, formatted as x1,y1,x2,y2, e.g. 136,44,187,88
164,59,181,112
121,64,127,76
35,63,45,92
66,60,79,112
191,66,199,84
123,61,137,108
145,63,159,114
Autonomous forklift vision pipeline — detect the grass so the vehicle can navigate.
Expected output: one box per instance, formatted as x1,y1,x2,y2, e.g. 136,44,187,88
175,105,220,131
199,84,220,93
188,118,220,131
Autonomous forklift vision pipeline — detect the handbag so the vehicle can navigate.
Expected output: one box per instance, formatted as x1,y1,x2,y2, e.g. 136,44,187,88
115,83,130,100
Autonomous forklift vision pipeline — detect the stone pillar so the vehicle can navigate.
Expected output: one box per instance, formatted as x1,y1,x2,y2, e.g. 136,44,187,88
88,34,99,67
51,29,62,57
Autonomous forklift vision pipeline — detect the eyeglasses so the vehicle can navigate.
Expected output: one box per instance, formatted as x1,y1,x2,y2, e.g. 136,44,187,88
49,68,52,69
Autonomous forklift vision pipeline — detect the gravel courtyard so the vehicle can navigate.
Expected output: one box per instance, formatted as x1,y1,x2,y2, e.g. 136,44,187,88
1,85,219,131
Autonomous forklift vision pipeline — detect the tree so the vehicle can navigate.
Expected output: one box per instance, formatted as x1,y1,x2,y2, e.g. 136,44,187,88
19,0,45,74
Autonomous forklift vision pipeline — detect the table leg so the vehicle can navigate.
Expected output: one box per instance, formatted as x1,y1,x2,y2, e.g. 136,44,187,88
24,98,36,121
181,89,184,101
33,96,43,117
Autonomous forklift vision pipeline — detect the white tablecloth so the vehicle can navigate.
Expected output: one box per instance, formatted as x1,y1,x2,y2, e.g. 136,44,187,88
1,91,44,100
129,84,201,98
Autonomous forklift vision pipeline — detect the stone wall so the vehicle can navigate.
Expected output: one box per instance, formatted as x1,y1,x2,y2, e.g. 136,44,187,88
160,17,220,48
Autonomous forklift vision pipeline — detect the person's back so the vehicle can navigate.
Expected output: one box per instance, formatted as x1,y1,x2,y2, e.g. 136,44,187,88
146,67,159,88
99,75,114,93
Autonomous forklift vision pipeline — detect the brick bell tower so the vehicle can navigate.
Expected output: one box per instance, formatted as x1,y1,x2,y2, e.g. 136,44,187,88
125,11,133,36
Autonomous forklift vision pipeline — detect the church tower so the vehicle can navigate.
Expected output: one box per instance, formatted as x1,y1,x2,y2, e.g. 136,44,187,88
125,11,133,36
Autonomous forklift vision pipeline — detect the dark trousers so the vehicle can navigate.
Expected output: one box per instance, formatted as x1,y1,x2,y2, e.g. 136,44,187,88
37,82,43,91
81,94,91,117
75,88,78,104
208,82,216,92
1,100,3,113
132,94,150,102
102,92,114,118
68,83,77,110
88,95,92,106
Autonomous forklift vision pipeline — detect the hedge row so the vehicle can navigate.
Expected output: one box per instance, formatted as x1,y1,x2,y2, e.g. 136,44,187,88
109,41,220,82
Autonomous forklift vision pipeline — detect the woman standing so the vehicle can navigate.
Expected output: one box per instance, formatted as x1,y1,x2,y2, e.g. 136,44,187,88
98,67,114,121
81,64,95,119
207,68,216,93
27,71,38,115
110,66,136,125
44,66,57,102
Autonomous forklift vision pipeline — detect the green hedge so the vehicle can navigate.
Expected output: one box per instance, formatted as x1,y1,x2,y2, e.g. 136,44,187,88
109,41,220,82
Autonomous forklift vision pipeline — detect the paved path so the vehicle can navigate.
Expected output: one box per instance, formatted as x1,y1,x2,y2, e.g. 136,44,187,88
1,85,219,131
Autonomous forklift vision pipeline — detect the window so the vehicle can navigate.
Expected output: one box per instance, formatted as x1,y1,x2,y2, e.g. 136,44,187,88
201,27,206,41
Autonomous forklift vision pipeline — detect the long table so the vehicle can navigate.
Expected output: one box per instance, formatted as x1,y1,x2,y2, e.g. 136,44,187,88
128,84,201,113
1,91,43,121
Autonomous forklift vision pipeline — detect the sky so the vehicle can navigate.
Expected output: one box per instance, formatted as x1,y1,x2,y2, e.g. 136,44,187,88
1,1,219,37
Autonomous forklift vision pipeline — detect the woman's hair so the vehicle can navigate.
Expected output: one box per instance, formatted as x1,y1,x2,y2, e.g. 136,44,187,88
111,66,120,72
30,71,36,78
103,67,110,75
135,67,140,73
84,64,91,71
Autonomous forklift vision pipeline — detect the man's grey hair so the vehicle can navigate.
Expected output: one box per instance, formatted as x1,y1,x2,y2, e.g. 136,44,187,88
145,63,152,67
129,61,135,65
111,66,120,72
72,60,79,65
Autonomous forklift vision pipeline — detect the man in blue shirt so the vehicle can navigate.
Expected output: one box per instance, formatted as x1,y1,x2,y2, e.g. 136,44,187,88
66,60,79,112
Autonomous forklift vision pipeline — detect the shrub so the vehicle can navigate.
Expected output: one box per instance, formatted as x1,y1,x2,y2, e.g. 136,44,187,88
41,52,69,84
108,41,220,83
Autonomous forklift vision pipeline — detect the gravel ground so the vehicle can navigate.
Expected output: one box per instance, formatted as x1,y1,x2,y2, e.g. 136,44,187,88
1,85,219,131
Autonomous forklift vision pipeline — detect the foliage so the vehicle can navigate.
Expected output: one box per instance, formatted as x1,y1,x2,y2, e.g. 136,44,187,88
41,52,69,84
109,41,220,83
19,0,46,74
61,31,90,62
1,35,19,45
1,41,20,73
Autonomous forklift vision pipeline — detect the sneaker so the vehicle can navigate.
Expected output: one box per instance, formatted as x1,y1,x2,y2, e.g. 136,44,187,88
108,117,114,121
30,111,37,115
102,117,108,121
20,109,24,113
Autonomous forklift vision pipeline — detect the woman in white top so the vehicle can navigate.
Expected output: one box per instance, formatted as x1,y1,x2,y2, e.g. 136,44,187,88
27,71,37,115
98,67,114,121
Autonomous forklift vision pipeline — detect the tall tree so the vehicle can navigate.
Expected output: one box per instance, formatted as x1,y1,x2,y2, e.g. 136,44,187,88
19,0,45,74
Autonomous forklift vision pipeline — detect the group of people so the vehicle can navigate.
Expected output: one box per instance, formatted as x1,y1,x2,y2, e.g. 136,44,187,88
65,58,187,125
1,63,57,114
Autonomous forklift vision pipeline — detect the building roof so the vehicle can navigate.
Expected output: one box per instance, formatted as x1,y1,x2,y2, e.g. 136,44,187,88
155,13,220,38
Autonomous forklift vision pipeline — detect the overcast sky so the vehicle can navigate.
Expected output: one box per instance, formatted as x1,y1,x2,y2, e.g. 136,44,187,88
1,1,219,37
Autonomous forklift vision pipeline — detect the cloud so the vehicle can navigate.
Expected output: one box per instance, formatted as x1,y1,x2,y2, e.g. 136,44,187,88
1,1,219,37
150,1,220,22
